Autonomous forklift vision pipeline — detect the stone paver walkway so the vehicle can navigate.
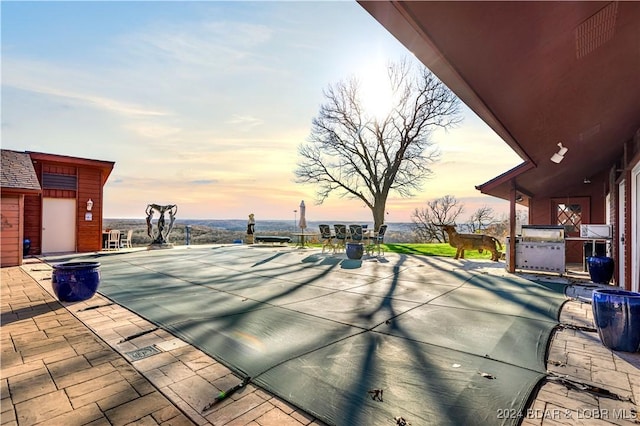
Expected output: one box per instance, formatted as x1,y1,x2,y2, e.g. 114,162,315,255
2,261,325,426
524,295,640,425
1,265,194,425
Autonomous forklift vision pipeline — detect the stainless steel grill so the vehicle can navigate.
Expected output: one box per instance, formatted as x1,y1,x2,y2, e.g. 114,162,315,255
506,225,566,274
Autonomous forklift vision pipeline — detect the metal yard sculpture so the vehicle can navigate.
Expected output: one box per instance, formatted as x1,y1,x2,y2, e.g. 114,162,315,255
145,204,178,248
440,224,502,261
246,213,255,244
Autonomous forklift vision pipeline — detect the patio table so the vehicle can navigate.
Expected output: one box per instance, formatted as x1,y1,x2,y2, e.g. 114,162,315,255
292,232,317,248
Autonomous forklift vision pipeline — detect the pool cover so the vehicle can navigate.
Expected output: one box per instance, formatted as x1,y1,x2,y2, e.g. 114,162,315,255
50,246,567,425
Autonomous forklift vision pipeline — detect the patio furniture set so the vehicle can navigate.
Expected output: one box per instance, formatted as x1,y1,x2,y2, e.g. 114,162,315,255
319,223,388,257
102,229,133,250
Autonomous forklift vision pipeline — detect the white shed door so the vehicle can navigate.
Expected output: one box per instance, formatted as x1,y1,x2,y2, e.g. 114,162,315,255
42,198,76,253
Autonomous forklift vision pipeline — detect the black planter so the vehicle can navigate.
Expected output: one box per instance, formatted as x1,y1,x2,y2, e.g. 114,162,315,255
51,262,101,302
592,289,640,352
346,243,364,260
587,256,615,284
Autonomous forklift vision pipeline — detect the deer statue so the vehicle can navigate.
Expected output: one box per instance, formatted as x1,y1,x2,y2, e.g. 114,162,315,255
440,224,502,261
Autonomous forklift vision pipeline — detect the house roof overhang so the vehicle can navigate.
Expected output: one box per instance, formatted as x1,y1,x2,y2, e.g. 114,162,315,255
358,1,640,201
28,152,115,186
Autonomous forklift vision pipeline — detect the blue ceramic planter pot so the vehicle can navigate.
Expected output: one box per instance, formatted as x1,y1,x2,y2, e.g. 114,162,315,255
51,262,101,302
346,243,364,260
592,289,640,352
587,256,615,284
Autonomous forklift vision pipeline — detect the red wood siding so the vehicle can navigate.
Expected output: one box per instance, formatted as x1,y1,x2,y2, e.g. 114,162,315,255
528,198,550,225
1,195,23,267
528,171,608,264
43,189,76,198
23,194,41,255
24,160,43,255
528,171,608,226
42,164,76,175
77,167,103,252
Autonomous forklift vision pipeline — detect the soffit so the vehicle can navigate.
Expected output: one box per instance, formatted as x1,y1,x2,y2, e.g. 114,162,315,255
359,1,640,199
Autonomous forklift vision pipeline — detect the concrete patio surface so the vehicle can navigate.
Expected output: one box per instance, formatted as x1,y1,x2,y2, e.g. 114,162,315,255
2,244,639,425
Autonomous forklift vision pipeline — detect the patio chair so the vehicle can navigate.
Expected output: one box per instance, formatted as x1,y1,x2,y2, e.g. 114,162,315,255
121,229,133,248
319,224,335,253
334,224,347,253
348,224,364,243
367,224,387,256
106,229,121,251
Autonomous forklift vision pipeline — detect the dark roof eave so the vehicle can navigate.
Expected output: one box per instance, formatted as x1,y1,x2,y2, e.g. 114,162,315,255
475,161,535,194
27,151,115,169
27,151,116,186
1,187,42,196
358,0,533,163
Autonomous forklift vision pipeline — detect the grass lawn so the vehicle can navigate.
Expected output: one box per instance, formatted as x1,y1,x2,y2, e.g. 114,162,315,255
383,243,498,260
308,242,498,260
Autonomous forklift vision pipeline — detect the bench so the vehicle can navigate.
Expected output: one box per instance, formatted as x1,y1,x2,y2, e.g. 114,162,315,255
254,236,292,245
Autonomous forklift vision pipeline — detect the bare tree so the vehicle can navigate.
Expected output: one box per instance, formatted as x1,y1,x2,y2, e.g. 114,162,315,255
411,195,464,242
295,59,462,230
488,210,529,240
467,206,495,233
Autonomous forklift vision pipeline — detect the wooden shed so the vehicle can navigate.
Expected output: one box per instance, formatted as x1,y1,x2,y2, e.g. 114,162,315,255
1,149,115,263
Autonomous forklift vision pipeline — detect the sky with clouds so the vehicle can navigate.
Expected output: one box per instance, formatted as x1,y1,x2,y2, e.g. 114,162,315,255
2,1,524,223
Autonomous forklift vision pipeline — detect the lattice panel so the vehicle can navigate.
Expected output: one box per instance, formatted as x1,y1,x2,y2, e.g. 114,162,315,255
557,203,582,233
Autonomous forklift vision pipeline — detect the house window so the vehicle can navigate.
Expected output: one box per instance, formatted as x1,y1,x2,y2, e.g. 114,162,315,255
42,173,77,190
557,203,582,233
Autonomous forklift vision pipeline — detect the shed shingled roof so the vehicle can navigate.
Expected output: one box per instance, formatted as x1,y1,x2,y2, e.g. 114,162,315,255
1,149,41,192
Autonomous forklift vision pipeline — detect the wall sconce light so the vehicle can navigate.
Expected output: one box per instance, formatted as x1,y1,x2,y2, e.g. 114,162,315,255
86,198,94,211
550,142,568,163
515,194,523,202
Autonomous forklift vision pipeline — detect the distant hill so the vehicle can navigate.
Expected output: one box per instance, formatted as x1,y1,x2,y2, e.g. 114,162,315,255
103,219,417,246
